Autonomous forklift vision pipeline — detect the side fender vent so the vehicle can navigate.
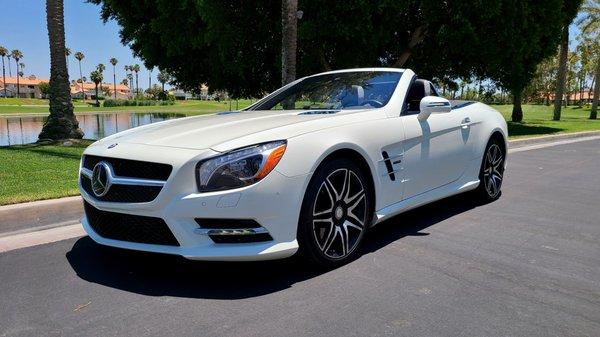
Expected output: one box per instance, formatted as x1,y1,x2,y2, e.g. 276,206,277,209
381,151,395,181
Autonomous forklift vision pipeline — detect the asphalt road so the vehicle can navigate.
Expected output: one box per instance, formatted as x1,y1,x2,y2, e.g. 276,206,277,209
1,139,599,337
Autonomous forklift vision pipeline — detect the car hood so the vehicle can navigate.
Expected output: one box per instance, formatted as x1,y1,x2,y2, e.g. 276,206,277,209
93,109,374,151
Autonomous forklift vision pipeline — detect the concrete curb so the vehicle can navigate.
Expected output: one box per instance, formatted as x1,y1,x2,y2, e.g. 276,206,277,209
0,196,82,235
508,131,600,148
1,130,599,236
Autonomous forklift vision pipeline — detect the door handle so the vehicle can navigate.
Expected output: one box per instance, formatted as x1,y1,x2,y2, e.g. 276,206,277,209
460,117,471,129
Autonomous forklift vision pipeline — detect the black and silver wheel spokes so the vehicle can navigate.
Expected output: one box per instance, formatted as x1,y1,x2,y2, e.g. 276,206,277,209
483,144,504,197
312,169,367,259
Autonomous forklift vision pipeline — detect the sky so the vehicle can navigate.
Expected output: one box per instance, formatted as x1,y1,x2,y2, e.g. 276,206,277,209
0,0,159,89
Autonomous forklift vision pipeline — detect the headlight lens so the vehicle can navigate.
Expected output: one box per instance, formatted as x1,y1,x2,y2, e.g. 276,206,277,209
196,140,287,192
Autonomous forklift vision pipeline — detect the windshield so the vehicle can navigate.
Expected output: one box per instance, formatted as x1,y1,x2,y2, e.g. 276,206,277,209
249,71,402,111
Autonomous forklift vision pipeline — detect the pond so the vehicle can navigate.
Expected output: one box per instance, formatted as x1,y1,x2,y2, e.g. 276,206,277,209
0,112,187,146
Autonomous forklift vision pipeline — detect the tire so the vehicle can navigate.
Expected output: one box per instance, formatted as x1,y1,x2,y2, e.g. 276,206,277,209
474,136,505,202
297,158,372,268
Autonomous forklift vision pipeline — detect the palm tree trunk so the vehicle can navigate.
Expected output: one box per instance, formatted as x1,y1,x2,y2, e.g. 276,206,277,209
135,73,138,94
281,0,297,86
1,57,6,97
553,25,568,121
39,0,83,140
15,61,20,97
113,65,116,99
590,59,600,120
78,60,83,99
95,83,99,106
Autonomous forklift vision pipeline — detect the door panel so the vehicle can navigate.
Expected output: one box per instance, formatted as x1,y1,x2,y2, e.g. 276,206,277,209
400,111,471,199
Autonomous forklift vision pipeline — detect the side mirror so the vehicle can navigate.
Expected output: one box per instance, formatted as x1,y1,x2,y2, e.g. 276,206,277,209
417,96,452,121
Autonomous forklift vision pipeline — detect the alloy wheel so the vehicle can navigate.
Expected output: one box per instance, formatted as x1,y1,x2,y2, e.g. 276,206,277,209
483,143,504,198
311,168,367,259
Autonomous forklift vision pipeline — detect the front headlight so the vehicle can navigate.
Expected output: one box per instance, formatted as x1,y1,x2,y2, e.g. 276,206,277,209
196,140,287,192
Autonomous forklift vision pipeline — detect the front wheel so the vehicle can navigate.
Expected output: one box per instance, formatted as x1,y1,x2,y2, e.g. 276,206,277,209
474,137,505,202
297,158,372,268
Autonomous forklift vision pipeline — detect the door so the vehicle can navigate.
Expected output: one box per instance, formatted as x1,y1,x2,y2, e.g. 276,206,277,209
398,81,472,199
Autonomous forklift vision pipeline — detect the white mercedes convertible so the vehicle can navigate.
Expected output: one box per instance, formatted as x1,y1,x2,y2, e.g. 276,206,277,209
79,68,507,267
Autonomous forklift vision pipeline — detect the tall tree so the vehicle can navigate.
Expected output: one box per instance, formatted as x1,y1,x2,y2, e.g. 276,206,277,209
19,63,25,77
39,0,83,140
74,51,85,98
148,66,153,91
97,63,105,73
6,54,11,77
553,26,569,120
157,69,170,92
91,0,582,103
127,72,133,96
0,46,7,97
90,66,103,106
109,57,118,99
132,64,140,94
10,50,23,97
281,0,298,86
578,0,600,119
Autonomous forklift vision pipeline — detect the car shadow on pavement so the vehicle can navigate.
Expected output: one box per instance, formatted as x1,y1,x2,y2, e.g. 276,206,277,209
66,193,482,299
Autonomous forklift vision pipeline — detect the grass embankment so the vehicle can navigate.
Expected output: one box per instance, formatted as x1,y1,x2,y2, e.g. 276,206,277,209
0,140,92,205
493,104,599,138
0,98,254,115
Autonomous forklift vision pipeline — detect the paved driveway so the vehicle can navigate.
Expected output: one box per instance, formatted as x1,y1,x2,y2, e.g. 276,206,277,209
1,139,599,337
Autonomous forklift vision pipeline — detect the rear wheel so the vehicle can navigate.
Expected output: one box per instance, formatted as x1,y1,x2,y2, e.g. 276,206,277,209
474,137,505,202
297,158,372,268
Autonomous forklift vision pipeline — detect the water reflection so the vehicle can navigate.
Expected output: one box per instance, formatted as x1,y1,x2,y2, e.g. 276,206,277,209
0,113,186,146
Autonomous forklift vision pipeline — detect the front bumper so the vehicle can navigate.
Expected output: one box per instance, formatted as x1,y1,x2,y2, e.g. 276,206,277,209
79,143,309,261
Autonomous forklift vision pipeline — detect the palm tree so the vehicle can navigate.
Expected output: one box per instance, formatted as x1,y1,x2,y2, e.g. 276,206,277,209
121,78,128,86
281,0,298,86
90,69,103,107
132,64,140,94
127,73,134,94
10,50,23,97
578,0,600,119
124,65,132,98
38,0,83,140
74,51,85,98
109,57,118,99
6,54,11,77
0,46,7,97
65,47,70,73
19,63,25,77
157,69,170,93
148,66,153,92
97,63,105,74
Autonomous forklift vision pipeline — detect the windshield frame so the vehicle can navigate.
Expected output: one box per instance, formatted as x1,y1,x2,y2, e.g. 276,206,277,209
246,70,404,111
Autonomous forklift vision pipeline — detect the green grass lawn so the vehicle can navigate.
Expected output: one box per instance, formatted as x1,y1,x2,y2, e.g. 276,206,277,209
0,140,92,205
493,104,599,138
0,103,597,205
0,98,254,115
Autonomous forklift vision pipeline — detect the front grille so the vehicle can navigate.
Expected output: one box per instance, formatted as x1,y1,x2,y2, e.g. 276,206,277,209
82,155,172,180
81,155,172,203
81,175,162,203
84,201,179,246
